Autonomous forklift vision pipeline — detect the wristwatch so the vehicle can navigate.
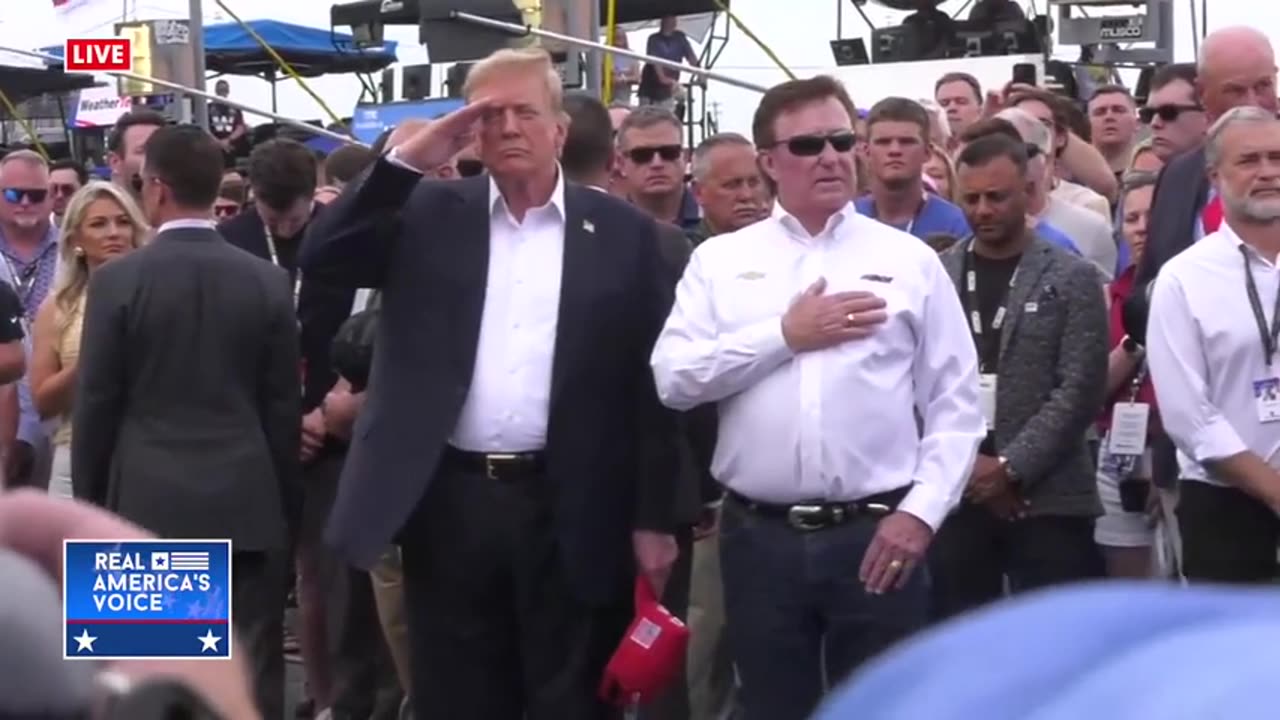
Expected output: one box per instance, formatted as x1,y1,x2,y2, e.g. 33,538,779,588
997,455,1020,484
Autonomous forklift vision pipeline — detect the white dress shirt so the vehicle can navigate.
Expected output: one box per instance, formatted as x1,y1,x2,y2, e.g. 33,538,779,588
1147,224,1280,485
157,218,218,233
450,172,567,452
649,203,986,530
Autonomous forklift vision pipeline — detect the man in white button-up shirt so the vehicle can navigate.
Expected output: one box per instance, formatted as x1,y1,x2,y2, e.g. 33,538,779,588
1147,106,1280,584
650,75,986,720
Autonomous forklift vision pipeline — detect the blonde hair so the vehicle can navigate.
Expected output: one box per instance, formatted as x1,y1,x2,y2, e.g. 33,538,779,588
54,181,149,329
1127,138,1156,171
463,47,564,113
926,142,957,201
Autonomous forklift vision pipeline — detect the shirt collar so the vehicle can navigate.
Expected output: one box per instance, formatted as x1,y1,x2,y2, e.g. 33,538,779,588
773,201,855,241
157,218,218,234
489,165,567,222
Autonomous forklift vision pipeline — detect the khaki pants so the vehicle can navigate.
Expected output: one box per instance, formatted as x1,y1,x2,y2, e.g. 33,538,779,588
370,547,412,697
686,531,735,720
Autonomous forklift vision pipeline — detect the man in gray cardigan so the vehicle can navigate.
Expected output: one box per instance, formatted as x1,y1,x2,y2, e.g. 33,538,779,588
930,132,1109,620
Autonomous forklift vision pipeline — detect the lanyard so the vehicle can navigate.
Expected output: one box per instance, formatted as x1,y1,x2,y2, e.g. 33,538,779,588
1,250,44,315
962,241,1019,373
1125,361,1147,403
264,225,302,304
1240,245,1280,367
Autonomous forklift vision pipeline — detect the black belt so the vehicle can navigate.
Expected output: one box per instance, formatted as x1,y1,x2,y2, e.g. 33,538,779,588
727,485,910,532
441,446,547,481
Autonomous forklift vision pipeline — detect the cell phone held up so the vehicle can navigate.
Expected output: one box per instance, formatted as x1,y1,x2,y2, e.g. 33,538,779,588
1011,63,1037,87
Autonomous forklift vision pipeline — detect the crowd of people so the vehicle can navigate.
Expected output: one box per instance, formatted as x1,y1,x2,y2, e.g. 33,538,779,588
0,18,1277,720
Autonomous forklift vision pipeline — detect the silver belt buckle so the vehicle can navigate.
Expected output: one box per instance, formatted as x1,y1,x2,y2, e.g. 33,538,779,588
862,502,892,516
786,504,828,531
483,453,518,481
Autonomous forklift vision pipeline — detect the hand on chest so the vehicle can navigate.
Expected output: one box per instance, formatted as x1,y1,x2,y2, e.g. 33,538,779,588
714,260,908,333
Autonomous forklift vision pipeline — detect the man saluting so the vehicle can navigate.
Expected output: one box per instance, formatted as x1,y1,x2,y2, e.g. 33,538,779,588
300,47,683,719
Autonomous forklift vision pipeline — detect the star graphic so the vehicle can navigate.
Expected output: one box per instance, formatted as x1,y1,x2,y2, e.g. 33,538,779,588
73,629,96,652
198,629,222,653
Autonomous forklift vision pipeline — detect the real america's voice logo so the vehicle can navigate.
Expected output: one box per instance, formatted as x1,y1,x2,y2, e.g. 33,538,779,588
63,540,232,660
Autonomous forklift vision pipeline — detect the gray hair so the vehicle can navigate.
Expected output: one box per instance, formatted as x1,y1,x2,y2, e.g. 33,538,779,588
995,107,1051,155
0,149,47,170
690,132,754,181
1205,106,1280,169
615,105,682,147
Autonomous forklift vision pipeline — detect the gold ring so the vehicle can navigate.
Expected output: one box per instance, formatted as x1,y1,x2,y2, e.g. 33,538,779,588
845,312,857,325
888,559,904,570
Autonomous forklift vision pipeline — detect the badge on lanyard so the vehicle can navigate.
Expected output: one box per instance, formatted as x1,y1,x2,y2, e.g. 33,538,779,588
1253,378,1280,423
1108,402,1150,455
978,373,998,429
1241,244,1280,424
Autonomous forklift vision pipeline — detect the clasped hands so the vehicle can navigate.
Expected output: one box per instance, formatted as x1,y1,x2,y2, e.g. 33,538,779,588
781,277,889,352
967,455,1028,521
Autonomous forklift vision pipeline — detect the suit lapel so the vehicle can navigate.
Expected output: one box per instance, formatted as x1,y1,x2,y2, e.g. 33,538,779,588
549,185,593,413
452,178,492,383
998,241,1053,360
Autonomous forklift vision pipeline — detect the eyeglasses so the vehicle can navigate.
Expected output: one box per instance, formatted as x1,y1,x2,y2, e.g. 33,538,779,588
457,159,484,178
626,145,683,164
2,188,48,204
770,132,857,157
213,204,240,218
49,183,78,197
1139,104,1203,124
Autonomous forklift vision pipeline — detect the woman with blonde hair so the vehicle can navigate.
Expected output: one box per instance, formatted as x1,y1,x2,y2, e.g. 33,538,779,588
31,181,148,498
924,142,957,201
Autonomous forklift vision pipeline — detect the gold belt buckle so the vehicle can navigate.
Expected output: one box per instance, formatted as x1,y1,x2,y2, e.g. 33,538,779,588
484,453,518,481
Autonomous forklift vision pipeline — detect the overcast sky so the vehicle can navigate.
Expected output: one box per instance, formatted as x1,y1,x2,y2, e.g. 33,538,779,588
0,0,1270,135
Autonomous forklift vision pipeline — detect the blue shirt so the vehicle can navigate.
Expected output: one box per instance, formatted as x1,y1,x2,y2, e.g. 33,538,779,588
815,583,1280,720
0,225,60,445
854,194,971,241
1034,220,1081,256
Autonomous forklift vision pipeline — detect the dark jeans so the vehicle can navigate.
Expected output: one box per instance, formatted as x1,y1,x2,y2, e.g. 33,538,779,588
718,497,928,720
399,462,631,720
1178,480,1280,583
232,550,289,720
929,503,1104,621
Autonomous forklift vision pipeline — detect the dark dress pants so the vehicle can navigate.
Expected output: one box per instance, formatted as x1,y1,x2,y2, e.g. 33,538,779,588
929,503,1104,622
1177,480,1280,583
399,461,632,720
718,496,929,720
231,549,289,720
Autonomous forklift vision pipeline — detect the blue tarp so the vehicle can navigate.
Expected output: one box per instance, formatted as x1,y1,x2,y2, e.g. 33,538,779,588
43,20,397,77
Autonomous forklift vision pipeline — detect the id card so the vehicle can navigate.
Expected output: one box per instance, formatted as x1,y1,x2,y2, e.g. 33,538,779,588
1254,378,1280,423
1108,402,1150,456
978,374,998,429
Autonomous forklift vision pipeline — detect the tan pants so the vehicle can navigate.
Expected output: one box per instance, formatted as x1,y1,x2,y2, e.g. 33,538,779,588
686,531,735,719
370,547,412,696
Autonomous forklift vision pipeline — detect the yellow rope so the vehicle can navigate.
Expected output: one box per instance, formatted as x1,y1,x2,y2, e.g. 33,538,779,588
710,0,795,80
210,0,344,127
0,88,49,160
602,0,617,102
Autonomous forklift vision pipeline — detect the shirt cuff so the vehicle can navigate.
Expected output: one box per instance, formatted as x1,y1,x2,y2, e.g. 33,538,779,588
895,482,952,532
384,148,423,175
1191,416,1250,464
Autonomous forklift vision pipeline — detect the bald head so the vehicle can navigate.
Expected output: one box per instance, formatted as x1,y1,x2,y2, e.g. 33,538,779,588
1197,26,1278,120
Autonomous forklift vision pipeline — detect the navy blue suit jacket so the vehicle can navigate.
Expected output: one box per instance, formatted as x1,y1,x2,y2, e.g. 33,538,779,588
299,160,681,604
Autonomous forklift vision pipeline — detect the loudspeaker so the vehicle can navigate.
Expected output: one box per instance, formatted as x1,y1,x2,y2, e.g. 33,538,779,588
445,63,473,98
403,64,432,99
380,69,395,102
829,39,868,66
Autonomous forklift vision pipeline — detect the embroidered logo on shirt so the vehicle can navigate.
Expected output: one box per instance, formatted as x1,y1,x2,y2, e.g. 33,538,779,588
736,271,766,280
582,220,595,234
860,273,893,283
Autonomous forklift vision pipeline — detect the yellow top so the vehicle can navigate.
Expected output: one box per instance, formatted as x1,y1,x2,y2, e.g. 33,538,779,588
52,296,84,448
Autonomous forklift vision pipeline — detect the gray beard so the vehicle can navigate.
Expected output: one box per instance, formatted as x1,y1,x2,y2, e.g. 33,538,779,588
1224,192,1280,224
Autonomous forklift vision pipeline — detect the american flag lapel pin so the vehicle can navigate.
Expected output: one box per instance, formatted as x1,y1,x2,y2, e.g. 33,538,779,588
583,219,595,234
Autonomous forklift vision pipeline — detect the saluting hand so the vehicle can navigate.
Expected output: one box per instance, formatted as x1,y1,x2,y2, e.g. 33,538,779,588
388,98,494,174
781,277,888,353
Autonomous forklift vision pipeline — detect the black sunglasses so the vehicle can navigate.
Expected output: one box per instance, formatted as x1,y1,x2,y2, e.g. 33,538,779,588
1139,104,1202,124
456,159,484,178
213,204,240,218
50,183,78,197
626,145,683,164
2,188,47,204
771,132,857,157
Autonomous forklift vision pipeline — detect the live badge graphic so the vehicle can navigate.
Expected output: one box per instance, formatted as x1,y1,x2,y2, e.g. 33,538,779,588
63,539,232,660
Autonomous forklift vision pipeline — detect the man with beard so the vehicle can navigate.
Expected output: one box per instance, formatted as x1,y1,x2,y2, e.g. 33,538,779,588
616,105,702,231
688,132,770,245
931,132,1108,619
856,97,971,241
1147,107,1280,584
